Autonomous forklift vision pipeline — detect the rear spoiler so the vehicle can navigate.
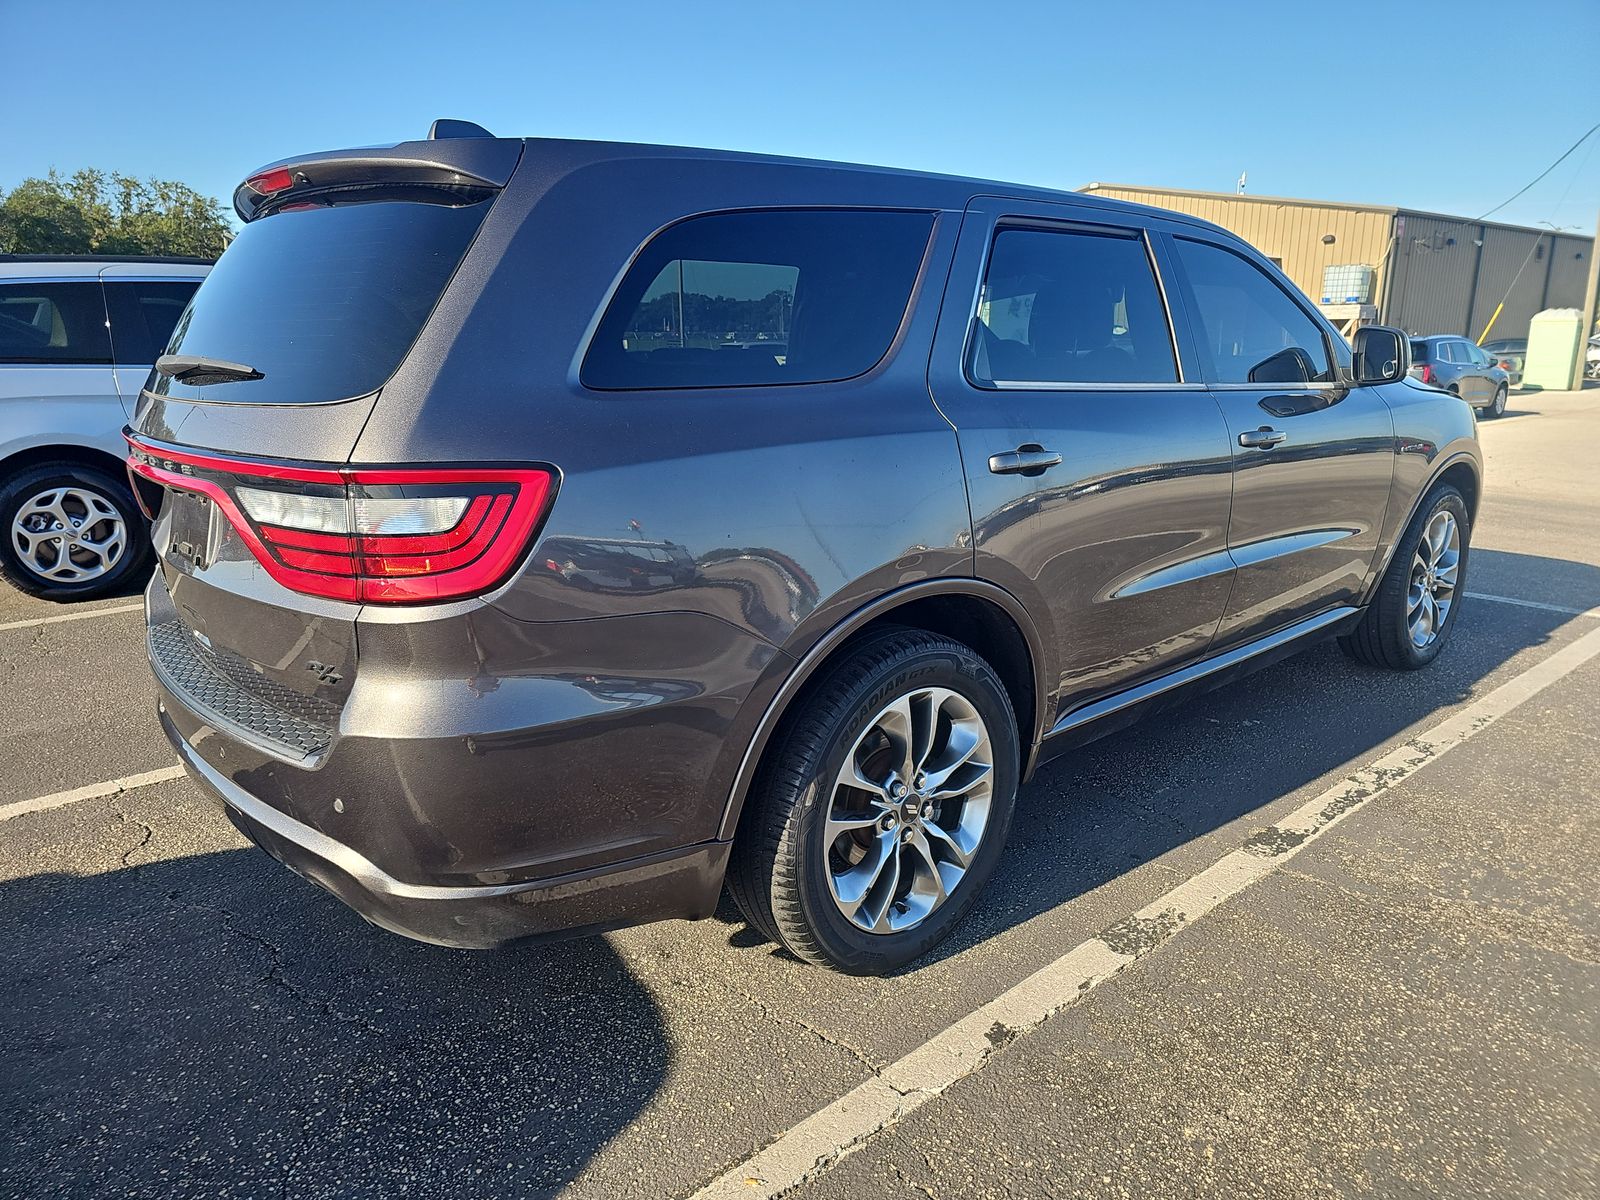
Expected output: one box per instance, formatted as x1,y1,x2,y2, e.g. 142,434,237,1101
233,134,522,222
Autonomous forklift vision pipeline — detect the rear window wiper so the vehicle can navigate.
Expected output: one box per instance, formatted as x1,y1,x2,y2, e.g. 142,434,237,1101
155,354,265,386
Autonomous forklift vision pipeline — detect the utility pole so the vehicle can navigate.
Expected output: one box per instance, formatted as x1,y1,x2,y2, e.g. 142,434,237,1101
1573,206,1600,391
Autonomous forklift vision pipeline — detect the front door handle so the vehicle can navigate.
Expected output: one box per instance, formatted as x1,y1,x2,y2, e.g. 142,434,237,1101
988,445,1063,476
1238,427,1288,449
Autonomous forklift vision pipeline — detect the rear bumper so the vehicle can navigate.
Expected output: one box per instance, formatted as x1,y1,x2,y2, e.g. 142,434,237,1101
163,707,731,949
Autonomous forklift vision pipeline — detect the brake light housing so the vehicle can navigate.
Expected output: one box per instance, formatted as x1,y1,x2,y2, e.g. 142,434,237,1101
126,435,557,604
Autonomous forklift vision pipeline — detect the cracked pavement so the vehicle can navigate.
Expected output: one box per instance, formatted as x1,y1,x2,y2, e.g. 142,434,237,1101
2,389,1598,1198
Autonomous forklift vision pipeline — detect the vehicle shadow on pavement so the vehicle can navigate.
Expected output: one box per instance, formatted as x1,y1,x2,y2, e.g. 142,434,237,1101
0,848,667,1199
890,547,1600,971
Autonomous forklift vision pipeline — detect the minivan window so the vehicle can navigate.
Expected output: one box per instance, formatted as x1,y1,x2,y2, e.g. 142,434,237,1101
1173,238,1334,385
969,226,1177,386
152,191,493,404
0,282,112,365
103,280,201,366
582,209,933,390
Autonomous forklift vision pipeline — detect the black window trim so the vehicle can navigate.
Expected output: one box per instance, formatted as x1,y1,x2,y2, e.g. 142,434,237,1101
961,216,1201,392
577,204,940,393
1168,233,1341,391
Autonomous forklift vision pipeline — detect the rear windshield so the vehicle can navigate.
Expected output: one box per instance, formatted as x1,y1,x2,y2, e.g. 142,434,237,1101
152,190,492,404
1409,340,1431,363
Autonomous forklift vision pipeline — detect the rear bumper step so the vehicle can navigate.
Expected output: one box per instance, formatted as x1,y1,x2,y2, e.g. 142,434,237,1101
149,618,334,763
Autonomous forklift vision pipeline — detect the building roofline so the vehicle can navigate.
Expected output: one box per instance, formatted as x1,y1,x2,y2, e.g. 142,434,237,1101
1078,182,1593,241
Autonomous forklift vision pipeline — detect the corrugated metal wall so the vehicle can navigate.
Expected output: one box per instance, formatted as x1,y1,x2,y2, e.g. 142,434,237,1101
1386,214,1481,336
1543,234,1593,318
1392,220,1593,340
1081,185,1394,309
1081,184,1594,342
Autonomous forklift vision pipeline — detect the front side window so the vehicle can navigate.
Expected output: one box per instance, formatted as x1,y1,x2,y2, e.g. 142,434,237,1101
0,282,112,365
1173,238,1334,385
970,226,1178,386
581,209,933,390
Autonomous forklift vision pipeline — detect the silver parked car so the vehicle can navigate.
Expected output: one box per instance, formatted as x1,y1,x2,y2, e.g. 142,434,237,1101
1408,334,1511,418
0,256,208,598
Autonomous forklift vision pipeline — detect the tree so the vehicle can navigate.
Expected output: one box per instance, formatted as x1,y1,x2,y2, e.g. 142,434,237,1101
0,168,232,257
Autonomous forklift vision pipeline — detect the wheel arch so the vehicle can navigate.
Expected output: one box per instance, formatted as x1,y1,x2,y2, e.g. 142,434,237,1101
716,578,1048,842
0,443,132,489
1362,450,1481,605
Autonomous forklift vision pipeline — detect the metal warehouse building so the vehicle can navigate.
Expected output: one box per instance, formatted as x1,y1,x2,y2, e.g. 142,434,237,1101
1080,183,1594,342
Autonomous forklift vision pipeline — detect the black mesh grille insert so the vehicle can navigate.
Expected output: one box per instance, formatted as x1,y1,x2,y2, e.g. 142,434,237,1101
149,620,335,760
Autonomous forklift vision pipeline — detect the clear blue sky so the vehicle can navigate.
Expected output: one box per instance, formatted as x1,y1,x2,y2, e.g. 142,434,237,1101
7,0,1597,232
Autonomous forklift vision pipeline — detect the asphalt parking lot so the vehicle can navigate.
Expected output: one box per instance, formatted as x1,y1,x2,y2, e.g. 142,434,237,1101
3,389,1597,1200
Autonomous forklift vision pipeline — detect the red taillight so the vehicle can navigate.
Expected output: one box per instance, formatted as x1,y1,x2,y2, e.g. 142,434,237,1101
1419,364,1434,384
125,435,557,604
245,167,295,195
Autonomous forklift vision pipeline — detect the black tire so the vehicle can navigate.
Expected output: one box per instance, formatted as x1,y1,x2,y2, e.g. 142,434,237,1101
727,627,1020,974
1340,485,1469,670
1485,384,1507,419
0,461,152,601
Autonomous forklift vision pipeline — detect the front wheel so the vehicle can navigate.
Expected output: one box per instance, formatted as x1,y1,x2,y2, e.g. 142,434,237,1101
0,461,152,600
727,628,1020,974
1340,485,1469,670
1485,384,1507,418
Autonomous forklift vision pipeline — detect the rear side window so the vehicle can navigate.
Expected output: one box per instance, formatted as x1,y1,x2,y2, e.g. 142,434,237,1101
1173,238,1334,384
104,280,201,365
970,226,1178,386
152,191,493,404
582,209,933,390
0,282,111,365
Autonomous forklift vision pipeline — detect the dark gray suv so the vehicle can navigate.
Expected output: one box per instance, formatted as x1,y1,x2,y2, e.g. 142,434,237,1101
1409,335,1511,417
130,125,1481,973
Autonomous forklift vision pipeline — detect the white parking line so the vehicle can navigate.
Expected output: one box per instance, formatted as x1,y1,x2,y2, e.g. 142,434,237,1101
0,766,185,824
692,620,1600,1199
1465,591,1600,618
0,601,143,634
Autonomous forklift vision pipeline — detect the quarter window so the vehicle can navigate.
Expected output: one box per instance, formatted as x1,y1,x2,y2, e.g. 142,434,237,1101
1173,238,1334,384
581,209,933,390
970,227,1178,386
0,282,112,365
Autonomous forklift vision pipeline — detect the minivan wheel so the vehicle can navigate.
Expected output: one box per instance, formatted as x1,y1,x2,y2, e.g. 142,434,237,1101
1486,384,1507,418
1339,485,1469,670
727,628,1019,974
0,462,151,600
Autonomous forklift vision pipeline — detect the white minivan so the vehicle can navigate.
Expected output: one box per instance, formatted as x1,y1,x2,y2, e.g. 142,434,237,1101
0,256,208,599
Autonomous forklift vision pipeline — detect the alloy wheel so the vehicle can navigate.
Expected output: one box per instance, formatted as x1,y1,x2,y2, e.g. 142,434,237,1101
1407,509,1460,649
824,686,994,934
9,486,127,584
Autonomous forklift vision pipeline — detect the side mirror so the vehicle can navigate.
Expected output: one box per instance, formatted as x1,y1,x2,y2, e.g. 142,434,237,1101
1248,346,1318,384
1353,325,1409,384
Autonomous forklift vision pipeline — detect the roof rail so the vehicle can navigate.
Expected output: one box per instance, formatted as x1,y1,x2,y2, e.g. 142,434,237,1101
428,119,495,140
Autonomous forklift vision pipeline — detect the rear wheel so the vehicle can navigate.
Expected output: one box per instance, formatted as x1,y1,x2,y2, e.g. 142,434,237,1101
727,628,1020,974
0,461,151,600
1340,485,1469,670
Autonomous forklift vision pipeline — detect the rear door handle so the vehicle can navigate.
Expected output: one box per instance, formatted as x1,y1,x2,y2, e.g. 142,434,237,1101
988,445,1063,476
1238,427,1288,449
